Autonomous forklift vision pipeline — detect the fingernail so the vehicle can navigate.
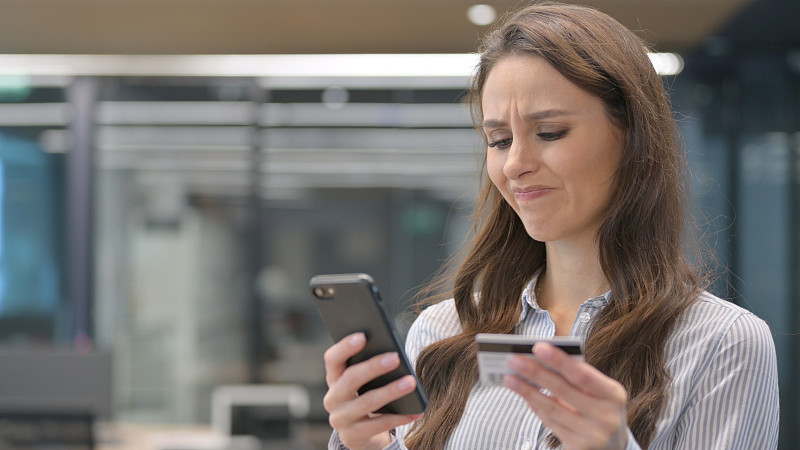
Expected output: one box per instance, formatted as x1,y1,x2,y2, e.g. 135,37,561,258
381,353,399,367
398,376,414,391
349,332,365,347
533,342,553,360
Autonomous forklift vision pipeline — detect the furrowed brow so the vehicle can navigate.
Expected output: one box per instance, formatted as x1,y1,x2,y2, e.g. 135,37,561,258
524,109,573,121
482,109,573,129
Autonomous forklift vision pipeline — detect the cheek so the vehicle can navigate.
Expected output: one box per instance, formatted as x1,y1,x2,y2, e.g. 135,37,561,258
486,153,506,189
552,147,618,213
562,134,621,188
486,154,519,212
567,159,611,194
570,154,619,210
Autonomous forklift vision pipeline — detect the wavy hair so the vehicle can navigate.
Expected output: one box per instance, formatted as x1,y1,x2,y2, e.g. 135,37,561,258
405,2,705,448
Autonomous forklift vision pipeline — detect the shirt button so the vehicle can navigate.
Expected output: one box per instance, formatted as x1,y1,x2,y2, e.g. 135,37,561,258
521,440,532,450
579,312,591,323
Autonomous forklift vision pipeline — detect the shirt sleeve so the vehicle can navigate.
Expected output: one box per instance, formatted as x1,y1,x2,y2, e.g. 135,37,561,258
327,430,408,450
673,312,780,449
327,430,348,450
624,428,642,450
404,299,460,368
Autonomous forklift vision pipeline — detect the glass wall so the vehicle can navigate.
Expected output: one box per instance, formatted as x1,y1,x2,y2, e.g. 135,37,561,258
675,50,800,447
89,74,479,437
0,77,68,344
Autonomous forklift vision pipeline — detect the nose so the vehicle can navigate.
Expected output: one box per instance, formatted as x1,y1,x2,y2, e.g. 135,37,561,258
503,138,538,180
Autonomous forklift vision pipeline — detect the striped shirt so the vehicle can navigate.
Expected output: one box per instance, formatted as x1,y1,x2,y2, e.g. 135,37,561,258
329,273,780,449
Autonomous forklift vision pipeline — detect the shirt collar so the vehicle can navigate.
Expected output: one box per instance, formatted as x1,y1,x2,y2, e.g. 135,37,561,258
519,270,612,322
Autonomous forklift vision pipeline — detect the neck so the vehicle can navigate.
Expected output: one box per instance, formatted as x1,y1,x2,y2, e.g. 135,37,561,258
539,236,609,311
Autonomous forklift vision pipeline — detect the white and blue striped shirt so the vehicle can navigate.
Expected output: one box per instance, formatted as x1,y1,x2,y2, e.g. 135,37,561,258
330,274,779,449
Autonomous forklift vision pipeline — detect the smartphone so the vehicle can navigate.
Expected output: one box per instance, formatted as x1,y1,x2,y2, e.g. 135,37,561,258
310,273,428,415
475,333,584,385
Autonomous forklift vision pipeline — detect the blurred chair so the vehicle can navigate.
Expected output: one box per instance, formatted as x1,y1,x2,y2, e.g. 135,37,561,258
211,384,310,449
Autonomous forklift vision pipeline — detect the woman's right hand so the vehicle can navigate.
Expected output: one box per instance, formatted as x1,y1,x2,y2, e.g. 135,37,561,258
323,332,422,450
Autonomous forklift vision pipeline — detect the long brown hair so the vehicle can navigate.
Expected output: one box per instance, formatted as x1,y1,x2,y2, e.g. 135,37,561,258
406,2,705,448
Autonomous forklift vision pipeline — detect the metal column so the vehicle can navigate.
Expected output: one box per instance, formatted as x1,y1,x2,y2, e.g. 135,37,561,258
65,77,98,348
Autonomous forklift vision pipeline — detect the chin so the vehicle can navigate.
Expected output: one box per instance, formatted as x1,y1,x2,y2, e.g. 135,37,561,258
521,223,552,243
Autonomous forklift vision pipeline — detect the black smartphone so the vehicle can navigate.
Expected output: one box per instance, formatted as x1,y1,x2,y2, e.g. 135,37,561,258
310,273,428,415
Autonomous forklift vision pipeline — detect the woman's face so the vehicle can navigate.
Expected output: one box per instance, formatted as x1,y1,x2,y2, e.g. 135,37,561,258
482,55,623,244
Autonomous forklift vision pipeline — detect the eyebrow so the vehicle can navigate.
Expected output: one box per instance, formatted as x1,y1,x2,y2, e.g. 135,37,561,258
482,109,574,129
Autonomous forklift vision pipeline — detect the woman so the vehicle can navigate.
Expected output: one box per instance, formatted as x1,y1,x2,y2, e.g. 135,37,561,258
322,2,779,449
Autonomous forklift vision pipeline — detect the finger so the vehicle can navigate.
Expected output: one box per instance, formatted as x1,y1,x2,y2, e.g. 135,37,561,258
504,373,579,416
323,332,367,386
507,354,601,415
330,375,419,428
504,374,594,439
349,411,422,440
354,375,418,415
508,351,624,419
533,343,626,404
523,390,609,450
531,397,605,450
338,412,422,449
506,353,628,445
324,352,401,409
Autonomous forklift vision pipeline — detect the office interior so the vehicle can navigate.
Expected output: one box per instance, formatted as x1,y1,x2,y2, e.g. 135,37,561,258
0,0,798,448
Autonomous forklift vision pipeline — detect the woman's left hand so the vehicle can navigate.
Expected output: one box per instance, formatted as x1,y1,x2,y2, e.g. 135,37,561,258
503,342,629,450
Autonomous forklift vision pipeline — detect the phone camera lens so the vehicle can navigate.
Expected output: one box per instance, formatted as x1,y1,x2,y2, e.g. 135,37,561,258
313,286,335,299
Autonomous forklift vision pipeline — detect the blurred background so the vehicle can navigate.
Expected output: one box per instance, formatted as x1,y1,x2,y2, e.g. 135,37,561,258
0,0,797,448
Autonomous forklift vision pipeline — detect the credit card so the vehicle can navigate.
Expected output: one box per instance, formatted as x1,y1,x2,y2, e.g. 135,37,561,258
475,333,583,385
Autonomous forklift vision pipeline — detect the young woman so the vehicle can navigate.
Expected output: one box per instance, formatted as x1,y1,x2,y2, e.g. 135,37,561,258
322,3,780,449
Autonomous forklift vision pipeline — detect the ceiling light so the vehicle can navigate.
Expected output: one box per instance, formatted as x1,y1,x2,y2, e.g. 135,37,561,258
0,53,681,77
467,4,497,26
0,54,480,78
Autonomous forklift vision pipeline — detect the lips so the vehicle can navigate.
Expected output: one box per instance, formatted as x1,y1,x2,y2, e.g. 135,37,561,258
511,185,553,201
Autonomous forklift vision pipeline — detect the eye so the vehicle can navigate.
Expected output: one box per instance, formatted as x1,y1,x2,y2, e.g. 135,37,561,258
488,137,513,150
537,130,568,141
